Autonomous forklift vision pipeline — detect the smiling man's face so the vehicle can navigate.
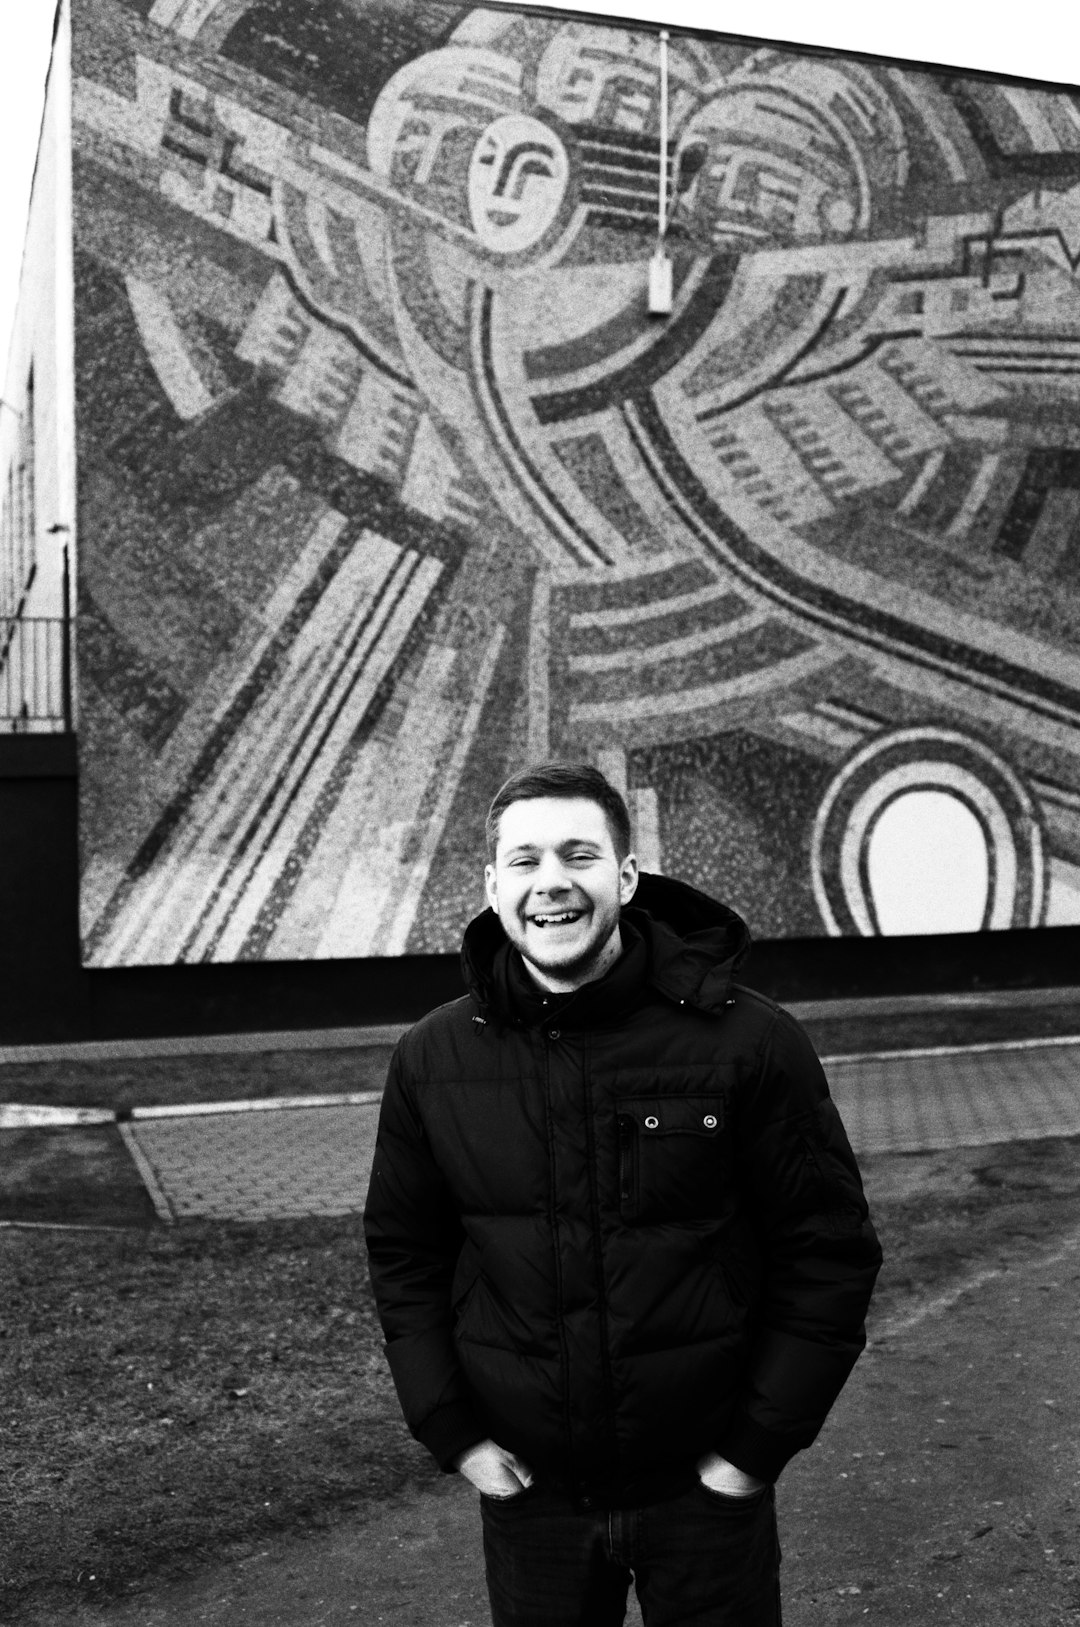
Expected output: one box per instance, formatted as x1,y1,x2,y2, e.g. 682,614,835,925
485,796,638,993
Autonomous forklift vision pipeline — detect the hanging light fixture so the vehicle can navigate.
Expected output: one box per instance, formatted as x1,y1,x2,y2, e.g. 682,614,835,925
648,27,674,316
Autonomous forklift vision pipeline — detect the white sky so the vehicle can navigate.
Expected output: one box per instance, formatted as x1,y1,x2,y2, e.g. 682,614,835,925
2,0,1079,388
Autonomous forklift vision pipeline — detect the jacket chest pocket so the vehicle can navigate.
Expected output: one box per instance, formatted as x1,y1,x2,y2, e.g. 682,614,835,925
616,1096,727,1222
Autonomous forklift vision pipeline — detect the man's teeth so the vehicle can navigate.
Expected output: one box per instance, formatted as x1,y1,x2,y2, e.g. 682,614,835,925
532,912,581,926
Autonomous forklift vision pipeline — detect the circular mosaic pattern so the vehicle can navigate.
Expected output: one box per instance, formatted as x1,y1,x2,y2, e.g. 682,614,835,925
811,728,1047,936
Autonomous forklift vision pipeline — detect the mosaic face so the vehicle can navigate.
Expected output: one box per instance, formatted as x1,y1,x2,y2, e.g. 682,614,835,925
73,0,1080,963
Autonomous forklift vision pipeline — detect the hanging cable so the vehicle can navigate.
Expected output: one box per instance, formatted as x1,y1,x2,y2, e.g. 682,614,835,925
658,27,669,240
649,28,674,315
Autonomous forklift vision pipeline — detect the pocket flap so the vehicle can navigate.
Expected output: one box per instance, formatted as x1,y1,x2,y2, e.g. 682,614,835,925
620,1096,724,1135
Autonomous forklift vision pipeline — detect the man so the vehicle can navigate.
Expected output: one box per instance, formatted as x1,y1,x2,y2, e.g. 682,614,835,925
364,761,882,1626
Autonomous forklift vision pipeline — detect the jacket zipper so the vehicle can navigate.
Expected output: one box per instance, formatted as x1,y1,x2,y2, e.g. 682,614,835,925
580,1034,618,1455
543,1026,576,1478
617,1115,634,1207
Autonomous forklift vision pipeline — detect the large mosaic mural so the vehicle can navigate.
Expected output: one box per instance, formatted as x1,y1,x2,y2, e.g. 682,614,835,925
74,0,1080,963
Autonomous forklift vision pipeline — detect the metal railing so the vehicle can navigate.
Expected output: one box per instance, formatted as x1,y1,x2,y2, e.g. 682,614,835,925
0,614,73,733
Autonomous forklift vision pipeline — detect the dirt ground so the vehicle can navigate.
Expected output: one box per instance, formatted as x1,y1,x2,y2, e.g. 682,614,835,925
6,1133,1076,1627
52,1212,1080,1627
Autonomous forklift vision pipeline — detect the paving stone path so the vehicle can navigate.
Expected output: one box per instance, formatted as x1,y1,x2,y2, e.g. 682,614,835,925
120,1102,381,1223
115,1038,1080,1223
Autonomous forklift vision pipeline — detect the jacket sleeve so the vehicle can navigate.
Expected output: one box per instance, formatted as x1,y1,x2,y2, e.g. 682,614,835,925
362,1042,488,1471
716,1007,883,1483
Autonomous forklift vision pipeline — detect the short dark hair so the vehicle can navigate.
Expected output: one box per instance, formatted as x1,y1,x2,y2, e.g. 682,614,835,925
486,761,632,861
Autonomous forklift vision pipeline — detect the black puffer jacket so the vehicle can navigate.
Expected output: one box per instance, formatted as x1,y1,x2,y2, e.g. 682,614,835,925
363,875,882,1506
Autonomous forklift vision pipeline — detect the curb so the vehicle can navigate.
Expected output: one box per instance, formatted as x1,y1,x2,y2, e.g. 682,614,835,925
117,1120,176,1225
0,1104,116,1128
0,1091,385,1131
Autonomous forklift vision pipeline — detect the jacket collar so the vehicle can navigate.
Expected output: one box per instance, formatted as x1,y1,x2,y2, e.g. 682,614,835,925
460,872,751,1029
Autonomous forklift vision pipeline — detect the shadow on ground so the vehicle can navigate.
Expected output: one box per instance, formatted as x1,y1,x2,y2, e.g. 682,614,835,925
0,1125,157,1227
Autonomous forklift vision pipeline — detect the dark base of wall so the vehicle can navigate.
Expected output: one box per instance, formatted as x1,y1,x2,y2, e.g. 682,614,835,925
2,757,1077,1045
744,929,1079,1005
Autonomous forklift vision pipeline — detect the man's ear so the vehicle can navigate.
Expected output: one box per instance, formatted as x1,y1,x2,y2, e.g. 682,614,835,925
619,853,639,906
484,863,499,913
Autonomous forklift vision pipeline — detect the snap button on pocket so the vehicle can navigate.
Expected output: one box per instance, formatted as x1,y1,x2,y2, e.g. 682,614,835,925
645,1115,660,1129
548,1028,560,1040
703,1114,718,1128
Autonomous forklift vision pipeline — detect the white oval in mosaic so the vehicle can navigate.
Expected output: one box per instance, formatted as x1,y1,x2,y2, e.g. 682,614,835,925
868,789,990,936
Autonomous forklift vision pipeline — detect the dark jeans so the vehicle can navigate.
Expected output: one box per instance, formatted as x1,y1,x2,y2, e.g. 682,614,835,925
480,1479,782,1627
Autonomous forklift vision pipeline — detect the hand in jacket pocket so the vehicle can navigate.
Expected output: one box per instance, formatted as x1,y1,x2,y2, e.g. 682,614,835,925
695,1450,767,1497
455,1438,534,1498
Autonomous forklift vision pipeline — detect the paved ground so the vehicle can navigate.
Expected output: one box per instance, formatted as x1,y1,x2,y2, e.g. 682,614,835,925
828,1038,1080,1156
90,1036,1080,1223
118,1100,382,1223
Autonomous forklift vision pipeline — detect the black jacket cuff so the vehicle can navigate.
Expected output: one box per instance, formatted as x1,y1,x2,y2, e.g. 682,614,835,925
414,1401,489,1473
714,1415,804,1484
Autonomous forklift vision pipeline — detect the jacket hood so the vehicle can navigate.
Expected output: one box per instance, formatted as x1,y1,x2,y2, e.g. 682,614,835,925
460,872,751,1024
